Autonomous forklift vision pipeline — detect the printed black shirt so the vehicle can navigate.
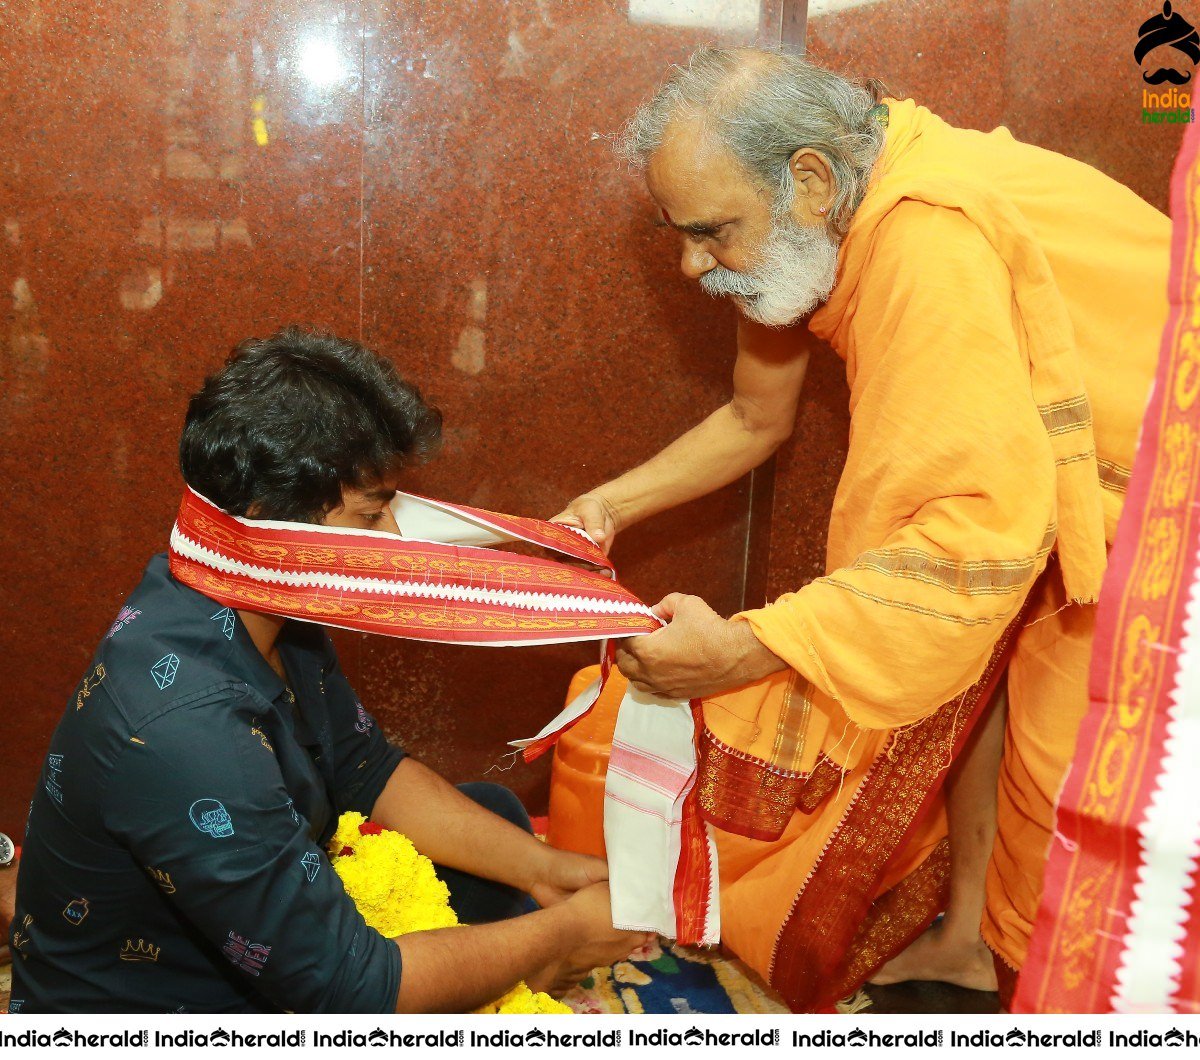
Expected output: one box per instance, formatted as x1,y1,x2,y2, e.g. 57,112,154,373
9,554,404,1013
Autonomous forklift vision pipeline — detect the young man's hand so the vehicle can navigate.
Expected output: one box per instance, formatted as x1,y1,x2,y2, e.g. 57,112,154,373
528,848,608,909
527,882,651,996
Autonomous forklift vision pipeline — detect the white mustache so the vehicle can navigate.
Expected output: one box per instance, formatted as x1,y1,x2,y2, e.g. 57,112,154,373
699,266,764,299
697,217,840,327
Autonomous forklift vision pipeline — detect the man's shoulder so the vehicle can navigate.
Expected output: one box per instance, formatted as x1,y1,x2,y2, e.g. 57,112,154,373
87,554,266,731
859,199,1009,304
42,557,268,820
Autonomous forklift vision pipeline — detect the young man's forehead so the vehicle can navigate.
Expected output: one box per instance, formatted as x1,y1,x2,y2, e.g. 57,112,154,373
350,471,405,503
360,486,398,501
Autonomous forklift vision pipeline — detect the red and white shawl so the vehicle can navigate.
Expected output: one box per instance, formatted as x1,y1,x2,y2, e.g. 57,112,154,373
1014,119,1200,1014
169,485,720,945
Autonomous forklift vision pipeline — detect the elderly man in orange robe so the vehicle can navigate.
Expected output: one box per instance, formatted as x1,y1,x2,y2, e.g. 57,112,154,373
554,47,1169,1010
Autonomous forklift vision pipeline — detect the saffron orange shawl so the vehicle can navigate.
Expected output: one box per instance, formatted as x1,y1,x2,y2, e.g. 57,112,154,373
697,99,1167,1010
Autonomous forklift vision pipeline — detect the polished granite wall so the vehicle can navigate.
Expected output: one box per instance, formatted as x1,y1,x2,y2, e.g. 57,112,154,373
0,0,788,829
0,0,1182,832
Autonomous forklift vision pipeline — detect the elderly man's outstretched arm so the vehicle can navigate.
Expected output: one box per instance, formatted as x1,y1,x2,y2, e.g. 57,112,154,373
553,319,808,551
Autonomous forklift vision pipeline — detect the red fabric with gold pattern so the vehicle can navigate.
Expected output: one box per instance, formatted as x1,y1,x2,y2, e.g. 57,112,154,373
770,612,1025,1011
170,487,657,647
1015,120,1200,1014
168,486,719,945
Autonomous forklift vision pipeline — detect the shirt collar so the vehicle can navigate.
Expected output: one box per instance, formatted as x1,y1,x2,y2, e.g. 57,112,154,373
154,553,290,703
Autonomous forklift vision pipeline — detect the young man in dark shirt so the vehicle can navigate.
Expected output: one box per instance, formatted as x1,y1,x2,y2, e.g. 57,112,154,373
9,328,642,1014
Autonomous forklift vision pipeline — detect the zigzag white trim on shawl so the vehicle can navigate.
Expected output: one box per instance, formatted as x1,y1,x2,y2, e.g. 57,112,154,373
1112,544,1200,1013
170,524,658,620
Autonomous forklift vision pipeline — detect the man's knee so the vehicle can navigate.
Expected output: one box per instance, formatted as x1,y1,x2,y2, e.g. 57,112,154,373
457,782,532,834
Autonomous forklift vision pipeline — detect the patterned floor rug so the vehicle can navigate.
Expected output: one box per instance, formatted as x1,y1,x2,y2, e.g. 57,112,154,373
0,943,785,1016
2,948,1002,1014
562,937,787,1014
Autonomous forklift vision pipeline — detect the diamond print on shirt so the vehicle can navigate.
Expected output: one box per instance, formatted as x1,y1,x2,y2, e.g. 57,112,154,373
151,653,180,690
210,607,237,641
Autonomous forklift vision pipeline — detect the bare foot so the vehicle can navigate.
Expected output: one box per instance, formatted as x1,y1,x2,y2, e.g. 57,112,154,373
869,922,998,992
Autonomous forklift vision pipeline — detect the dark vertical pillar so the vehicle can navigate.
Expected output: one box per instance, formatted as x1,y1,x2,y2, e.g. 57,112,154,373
742,0,814,614
781,0,810,51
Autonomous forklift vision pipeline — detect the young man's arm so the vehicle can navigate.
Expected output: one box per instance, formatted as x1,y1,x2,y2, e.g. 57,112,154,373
369,758,606,906
553,319,809,550
322,641,606,907
393,881,640,1011
106,692,640,1013
331,688,642,1009
319,660,642,1010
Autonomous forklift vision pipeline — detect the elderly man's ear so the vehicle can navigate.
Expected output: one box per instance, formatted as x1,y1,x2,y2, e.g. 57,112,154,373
787,148,836,225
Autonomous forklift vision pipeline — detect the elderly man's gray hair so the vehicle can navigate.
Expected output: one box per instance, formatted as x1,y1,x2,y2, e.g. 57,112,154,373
618,47,886,236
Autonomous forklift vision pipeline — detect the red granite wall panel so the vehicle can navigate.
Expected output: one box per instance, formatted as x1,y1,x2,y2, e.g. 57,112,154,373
0,0,778,828
4,0,1176,831
353,0,775,805
807,0,1181,210
0,0,370,832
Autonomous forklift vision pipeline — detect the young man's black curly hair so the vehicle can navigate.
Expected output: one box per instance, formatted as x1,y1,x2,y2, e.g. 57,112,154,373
180,327,442,522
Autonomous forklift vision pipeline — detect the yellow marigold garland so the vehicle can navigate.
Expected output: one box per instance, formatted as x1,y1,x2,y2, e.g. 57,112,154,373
329,812,570,1014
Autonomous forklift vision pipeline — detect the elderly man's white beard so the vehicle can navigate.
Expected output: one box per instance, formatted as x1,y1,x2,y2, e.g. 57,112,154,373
699,214,840,327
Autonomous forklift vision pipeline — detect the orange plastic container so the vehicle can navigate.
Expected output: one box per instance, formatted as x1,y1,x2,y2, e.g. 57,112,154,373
546,665,625,858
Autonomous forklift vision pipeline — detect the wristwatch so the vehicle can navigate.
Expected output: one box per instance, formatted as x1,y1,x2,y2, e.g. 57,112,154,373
0,832,14,868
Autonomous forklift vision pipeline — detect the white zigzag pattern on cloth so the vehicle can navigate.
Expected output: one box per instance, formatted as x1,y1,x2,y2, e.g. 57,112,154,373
170,525,658,620
1111,541,1200,1013
172,498,718,944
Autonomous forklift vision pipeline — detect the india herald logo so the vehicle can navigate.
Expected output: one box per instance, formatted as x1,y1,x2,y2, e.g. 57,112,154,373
1137,1,1200,84
189,798,235,838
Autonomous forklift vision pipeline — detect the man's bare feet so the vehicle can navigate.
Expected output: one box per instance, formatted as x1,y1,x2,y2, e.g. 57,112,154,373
868,921,998,992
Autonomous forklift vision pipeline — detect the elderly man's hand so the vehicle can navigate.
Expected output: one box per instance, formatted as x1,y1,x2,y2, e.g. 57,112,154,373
615,593,787,700
551,494,620,555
